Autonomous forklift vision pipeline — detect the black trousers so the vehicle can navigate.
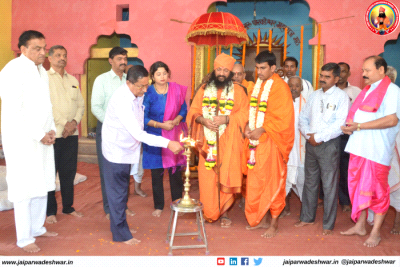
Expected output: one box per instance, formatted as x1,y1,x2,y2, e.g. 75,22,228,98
47,135,78,216
338,134,351,206
151,167,183,210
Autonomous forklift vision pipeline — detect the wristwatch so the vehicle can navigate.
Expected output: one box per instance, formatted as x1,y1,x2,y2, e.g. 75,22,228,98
357,123,361,131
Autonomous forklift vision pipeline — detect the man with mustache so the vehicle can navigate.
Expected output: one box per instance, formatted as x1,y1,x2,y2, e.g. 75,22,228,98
296,63,349,235
91,47,135,219
282,57,313,100
187,53,248,228
46,45,85,224
0,30,58,253
367,66,400,235
341,56,400,247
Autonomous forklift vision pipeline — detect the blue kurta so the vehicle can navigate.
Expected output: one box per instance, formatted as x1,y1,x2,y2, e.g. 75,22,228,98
142,83,187,169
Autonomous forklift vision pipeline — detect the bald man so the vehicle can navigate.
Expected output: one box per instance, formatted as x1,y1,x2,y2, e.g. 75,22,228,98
280,76,307,218
232,63,254,95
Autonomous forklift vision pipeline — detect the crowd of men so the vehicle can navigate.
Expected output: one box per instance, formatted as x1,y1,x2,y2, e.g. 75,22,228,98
1,30,399,253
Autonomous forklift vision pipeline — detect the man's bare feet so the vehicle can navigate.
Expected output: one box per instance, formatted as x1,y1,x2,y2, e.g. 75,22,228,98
340,225,367,236
220,217,232,228
246,222,270,230
294,221,314,227
22,243,41,253
134,189,148,198
46,215,57,224
322,229,333,235
279,210,291,218
106,214,110,220
38,231,58,237
261,226,278,238
64,211,83,217
123,237,141,245
342,205,351,212
126,209,136,217
152,209,162,217
391,212,400,235
134,181,148,197
364,234,381,247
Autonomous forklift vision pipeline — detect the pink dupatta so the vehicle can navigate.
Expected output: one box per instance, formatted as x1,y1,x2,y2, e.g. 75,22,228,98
346,76,391,122
161,82,188,169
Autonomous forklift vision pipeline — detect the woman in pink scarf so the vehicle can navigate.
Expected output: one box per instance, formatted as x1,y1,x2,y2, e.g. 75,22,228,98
142,61,188,217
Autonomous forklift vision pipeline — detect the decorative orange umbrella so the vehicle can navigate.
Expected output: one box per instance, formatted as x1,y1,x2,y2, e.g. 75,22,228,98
186,12,249,48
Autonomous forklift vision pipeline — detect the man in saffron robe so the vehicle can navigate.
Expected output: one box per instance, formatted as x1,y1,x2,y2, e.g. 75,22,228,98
187,53,248,228
341,56,400,247
232,63,254,95
243,50,294,238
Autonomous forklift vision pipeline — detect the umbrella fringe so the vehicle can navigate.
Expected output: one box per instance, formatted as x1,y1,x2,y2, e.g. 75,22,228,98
186,29,248,39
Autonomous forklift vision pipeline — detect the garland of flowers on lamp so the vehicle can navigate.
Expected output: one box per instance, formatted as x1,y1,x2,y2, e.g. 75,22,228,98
202,81,234,170
247,78,273,169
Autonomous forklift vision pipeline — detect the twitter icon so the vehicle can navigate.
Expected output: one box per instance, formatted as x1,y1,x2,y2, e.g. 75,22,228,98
253,258,262,266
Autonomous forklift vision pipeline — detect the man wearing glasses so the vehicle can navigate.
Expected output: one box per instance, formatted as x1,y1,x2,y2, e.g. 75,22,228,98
101,65,183,244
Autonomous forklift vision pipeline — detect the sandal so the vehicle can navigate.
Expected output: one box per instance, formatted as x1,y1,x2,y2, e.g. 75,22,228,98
220,216,232,228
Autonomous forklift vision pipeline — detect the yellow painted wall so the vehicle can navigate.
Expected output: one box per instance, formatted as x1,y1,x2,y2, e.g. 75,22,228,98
0,0,14,70
0,0,15,133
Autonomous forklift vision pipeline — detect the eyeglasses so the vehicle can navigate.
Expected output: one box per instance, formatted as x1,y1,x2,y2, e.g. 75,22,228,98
134,83,149,90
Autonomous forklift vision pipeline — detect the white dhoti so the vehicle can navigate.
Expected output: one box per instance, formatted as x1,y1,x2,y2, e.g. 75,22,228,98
286,166,305,201
286,96,306,201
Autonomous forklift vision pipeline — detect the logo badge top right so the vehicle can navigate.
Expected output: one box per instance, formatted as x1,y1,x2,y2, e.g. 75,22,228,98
365,1,399,35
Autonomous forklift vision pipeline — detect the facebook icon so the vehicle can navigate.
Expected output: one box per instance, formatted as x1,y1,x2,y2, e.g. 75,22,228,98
230,257,238,265
241,258,249,265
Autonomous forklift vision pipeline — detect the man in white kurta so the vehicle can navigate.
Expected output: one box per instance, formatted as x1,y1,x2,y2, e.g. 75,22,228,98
0,31,57,253
280,76,307,217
